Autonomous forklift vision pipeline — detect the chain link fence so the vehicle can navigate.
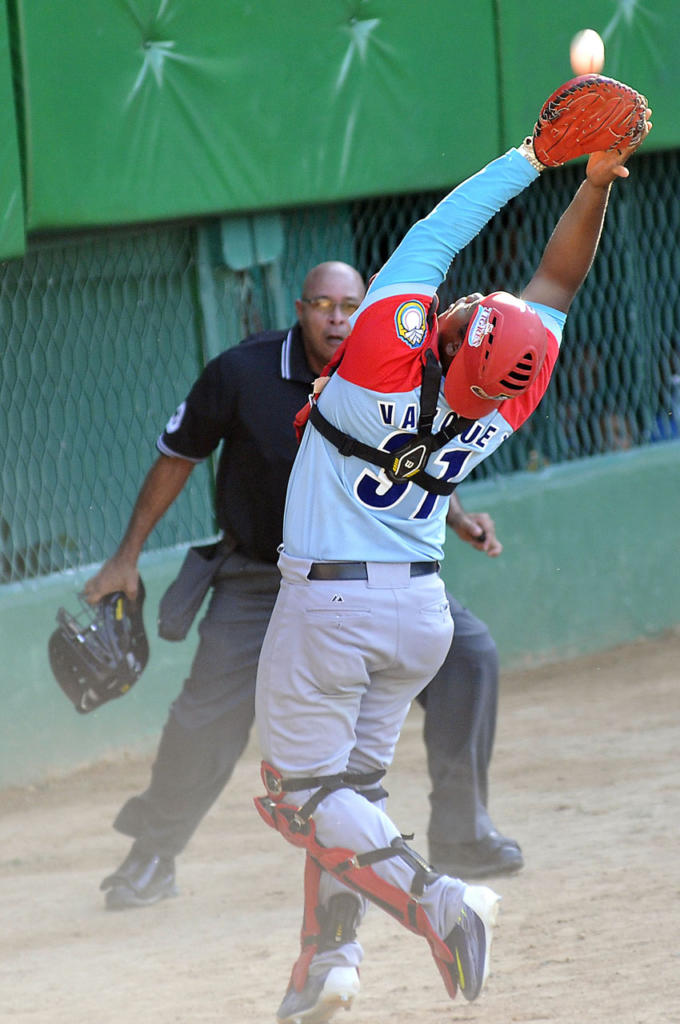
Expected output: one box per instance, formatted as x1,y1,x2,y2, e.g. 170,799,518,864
2,150,678,583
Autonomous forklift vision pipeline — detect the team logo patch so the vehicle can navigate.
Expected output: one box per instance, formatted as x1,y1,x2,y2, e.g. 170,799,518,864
165,401,186,433
394,300,427,348
467,305,494,347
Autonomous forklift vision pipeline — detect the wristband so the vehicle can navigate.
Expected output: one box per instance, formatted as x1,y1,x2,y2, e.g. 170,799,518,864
518,137,546,173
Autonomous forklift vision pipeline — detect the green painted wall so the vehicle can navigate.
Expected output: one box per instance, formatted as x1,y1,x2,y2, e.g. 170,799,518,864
0,1,25,258
9,0,679,243
18,0,500,231
441,442,680,666
2,443,678,787
1,548,194,786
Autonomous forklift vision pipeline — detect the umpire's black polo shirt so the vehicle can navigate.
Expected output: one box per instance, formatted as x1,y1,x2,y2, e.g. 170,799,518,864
158,325,314,563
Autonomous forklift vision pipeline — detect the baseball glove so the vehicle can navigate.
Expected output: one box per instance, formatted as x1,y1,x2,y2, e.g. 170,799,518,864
531,74,648,168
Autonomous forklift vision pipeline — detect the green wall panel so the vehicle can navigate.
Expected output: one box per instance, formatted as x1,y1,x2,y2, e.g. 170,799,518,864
18,0,500,230
497,0,680,151
0,1,25,258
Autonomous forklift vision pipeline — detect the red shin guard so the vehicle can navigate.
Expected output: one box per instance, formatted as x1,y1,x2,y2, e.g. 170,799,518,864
255,774,458,998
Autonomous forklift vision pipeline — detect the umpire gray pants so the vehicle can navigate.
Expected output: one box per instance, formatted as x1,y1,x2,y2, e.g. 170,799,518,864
113,549,499,858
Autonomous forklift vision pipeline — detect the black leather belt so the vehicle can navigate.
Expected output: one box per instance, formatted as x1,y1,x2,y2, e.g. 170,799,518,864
307,561,439,581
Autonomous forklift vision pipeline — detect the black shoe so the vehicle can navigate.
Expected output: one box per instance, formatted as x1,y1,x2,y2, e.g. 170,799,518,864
430,830,524,880
100,844,178,910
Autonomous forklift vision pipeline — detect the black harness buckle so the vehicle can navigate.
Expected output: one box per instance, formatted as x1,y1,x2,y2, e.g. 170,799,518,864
387,441,430,483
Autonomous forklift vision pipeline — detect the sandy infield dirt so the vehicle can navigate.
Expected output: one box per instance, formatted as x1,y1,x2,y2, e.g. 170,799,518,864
2,627,679,1024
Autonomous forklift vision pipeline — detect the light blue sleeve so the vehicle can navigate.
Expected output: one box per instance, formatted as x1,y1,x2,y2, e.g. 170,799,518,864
527,301,567,345
367,148,539,298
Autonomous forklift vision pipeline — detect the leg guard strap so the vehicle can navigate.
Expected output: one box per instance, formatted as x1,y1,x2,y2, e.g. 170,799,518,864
260,760,387,818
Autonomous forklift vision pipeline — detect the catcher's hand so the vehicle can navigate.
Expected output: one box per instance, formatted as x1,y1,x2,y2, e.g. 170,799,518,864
530,74,649,168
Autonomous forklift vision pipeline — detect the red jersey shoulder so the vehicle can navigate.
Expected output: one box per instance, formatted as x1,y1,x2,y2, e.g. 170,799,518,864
337,293,434,393
501,328,560,430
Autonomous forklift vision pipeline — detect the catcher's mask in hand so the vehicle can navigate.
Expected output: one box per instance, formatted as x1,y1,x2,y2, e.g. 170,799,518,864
48,579,149,714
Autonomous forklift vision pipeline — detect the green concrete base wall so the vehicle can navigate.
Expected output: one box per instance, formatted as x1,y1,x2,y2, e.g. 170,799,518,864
1,547,197,786
2,443,678,787
441,442,680,666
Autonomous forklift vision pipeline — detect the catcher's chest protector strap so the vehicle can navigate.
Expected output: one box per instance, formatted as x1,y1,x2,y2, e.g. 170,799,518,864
260,763,388,823
254,766,460,999
309,349,471,496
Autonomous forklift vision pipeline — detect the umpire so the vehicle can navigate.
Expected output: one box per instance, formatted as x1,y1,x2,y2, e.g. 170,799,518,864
84,260,521,910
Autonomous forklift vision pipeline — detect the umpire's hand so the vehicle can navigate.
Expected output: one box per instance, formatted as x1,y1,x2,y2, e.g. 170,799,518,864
83,554,141,605
446,509,502,558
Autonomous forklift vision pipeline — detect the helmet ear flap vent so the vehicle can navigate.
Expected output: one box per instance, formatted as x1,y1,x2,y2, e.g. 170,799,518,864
499,349,540,392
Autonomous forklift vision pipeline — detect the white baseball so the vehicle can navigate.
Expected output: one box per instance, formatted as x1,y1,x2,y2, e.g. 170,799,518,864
570,29,605,75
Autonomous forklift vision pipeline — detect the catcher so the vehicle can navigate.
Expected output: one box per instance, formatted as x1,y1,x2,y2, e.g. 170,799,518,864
254,76,652,1024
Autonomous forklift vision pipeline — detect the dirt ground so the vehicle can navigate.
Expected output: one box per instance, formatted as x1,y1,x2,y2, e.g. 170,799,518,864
2,628,679,1024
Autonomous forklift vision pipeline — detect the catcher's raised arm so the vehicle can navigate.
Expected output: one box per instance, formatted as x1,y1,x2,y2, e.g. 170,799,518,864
518,75,652,313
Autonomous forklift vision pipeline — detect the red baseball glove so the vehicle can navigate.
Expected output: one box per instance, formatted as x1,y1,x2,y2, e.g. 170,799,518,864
531,74,649,168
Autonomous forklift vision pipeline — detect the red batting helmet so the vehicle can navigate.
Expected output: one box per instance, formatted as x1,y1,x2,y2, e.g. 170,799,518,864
443,292,548,420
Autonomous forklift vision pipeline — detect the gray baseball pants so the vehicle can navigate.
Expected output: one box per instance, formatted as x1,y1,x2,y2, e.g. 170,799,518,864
113,549,499,858
255,550,466,969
